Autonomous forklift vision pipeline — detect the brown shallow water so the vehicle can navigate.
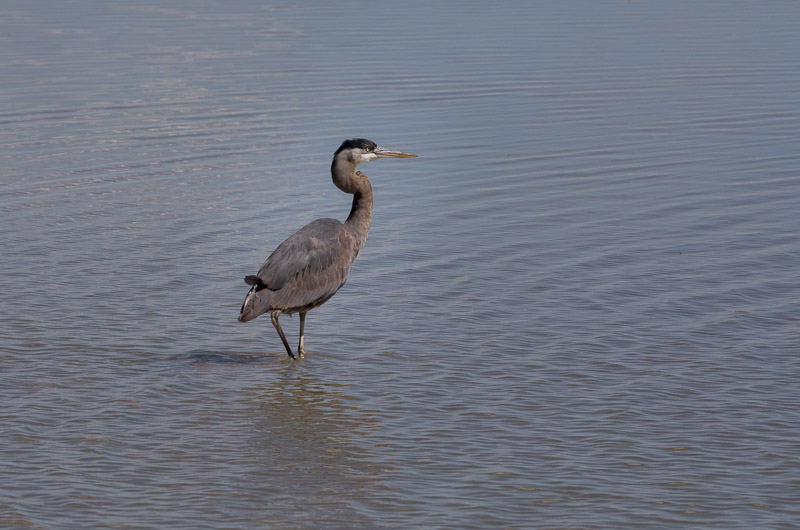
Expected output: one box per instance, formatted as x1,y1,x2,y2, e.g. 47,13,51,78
2,1,800,527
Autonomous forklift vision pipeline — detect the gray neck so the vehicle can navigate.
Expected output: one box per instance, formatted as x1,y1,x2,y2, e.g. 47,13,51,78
332,156,373,255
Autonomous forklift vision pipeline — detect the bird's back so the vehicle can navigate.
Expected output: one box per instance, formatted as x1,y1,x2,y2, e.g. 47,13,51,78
238,218,356,321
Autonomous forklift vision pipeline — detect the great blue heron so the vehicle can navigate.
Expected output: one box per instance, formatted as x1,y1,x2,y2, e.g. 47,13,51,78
238,138,417,358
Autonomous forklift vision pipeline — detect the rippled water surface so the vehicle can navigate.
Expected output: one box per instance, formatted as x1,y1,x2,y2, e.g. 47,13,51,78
2,1,800,527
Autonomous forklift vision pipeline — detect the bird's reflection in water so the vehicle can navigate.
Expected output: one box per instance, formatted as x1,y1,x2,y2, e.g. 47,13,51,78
244,365,384,521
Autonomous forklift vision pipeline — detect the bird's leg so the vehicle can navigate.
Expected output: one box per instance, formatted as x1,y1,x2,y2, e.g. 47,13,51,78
298,311,307,357
270,312,295,359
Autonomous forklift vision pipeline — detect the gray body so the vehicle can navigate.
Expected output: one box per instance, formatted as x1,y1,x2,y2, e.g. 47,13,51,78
238,138,416,358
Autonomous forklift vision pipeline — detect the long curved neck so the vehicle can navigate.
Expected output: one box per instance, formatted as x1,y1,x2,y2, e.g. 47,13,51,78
332,156,373,255
345,179,373,252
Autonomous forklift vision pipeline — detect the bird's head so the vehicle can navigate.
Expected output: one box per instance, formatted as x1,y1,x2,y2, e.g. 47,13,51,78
334,138,417,165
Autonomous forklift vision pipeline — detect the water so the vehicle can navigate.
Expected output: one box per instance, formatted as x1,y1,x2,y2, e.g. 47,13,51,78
2,1,800,527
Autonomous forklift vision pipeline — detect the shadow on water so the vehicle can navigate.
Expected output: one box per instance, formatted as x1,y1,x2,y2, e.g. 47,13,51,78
183,349,325,365
184,349,277,364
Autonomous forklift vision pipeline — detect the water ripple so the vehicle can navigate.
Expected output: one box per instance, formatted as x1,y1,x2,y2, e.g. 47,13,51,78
2,0,800,527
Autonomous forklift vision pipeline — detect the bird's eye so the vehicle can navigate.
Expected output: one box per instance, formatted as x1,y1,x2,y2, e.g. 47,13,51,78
365,147,372,152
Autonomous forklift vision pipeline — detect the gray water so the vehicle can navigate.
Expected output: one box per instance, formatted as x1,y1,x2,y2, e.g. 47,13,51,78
2,1,800,527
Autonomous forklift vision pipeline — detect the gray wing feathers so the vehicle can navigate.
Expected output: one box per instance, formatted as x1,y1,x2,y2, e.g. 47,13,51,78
253,218,355,312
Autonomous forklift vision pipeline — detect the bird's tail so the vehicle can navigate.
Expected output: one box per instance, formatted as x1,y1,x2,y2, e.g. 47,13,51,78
238,275,271,322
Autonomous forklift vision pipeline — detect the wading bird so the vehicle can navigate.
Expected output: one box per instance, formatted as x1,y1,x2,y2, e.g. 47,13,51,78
238,138,417,358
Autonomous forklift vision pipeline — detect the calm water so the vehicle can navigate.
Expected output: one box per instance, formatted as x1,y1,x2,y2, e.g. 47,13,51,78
2,1,800,527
